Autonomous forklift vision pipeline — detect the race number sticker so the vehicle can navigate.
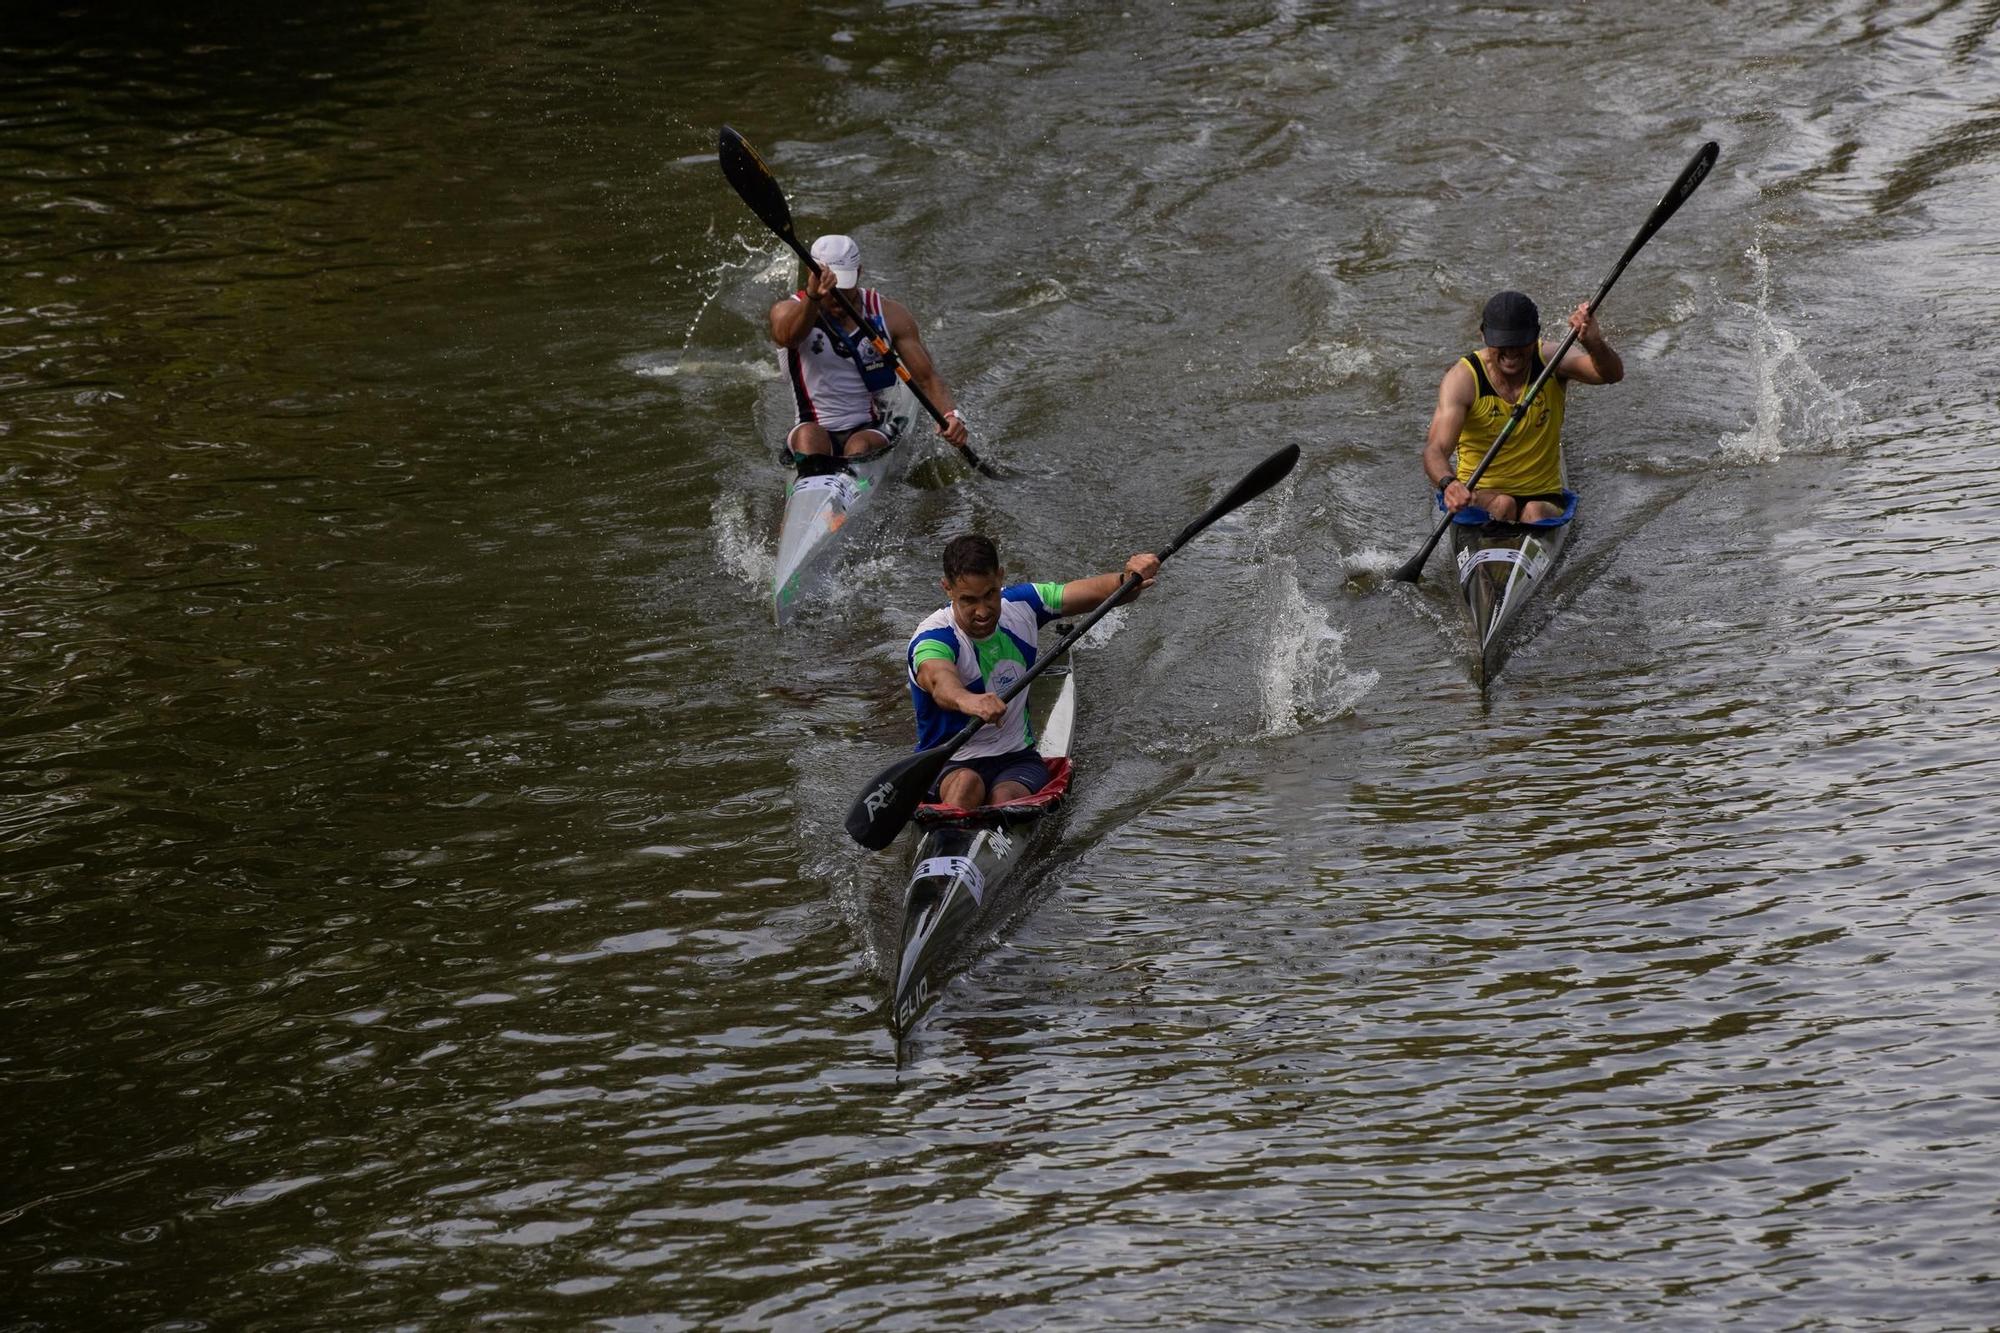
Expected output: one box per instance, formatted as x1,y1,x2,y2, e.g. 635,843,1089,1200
914,856,984,904
793,474,858,503
1521,539,1551,581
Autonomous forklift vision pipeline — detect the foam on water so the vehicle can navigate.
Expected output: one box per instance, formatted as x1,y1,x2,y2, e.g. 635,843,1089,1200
631,356,778,381
975,278,1070,316
1719,241,1865,462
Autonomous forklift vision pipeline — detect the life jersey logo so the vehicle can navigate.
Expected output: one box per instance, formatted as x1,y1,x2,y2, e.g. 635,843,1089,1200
987,660,1026,697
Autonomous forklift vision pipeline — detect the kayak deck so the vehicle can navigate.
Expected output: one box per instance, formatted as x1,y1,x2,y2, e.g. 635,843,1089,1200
1445,489,1577,689
771,384,918,626
889,644,1076,1039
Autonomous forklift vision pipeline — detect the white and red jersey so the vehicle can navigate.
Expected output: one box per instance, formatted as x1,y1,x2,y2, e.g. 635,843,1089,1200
778,288,901,431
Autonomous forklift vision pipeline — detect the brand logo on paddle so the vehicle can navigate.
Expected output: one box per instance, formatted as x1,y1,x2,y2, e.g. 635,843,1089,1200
863,781,896,819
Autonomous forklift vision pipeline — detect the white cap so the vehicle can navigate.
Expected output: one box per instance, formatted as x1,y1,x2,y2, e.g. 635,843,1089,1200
810,234,861,288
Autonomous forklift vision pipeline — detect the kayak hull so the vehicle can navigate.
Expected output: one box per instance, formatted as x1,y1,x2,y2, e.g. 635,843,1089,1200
890,646,1076,1039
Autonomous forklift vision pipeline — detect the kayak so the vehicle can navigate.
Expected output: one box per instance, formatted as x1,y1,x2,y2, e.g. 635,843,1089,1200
1445,489,1578,689
889,639,1076,1039
771,384,918,625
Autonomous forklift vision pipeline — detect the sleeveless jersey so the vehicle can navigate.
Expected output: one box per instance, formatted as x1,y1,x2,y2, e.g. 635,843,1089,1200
1452,347,1568,496
779,288,900,431
906,583,1066,757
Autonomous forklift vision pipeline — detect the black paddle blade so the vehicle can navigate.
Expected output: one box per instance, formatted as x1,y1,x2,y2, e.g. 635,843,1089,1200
1161,442,1301,558
717,125,797,242
1390,518,1445,583
844,744,953,850
1653,141,1719,231
1609,140,1721,283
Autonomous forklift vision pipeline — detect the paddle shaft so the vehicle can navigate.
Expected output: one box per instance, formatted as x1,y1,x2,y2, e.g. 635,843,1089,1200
1392,140,1718,583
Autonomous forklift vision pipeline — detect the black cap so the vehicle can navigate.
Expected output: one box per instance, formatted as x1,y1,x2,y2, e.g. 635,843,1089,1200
1480,290,1540,347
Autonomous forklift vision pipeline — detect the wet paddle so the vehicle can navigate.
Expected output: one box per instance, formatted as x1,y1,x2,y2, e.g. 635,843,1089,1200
844,442,1302,851
716,124,1002,479
1391,140,1720,584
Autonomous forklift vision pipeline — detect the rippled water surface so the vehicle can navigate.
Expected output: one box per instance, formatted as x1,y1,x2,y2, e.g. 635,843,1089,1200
6,1,1999,1327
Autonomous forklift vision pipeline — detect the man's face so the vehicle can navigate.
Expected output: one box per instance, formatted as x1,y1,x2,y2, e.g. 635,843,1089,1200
1490,341,1533,378
943,569,1004,639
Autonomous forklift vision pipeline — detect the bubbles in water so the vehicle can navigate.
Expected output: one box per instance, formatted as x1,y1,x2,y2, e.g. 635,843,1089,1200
1258,567,1377,737
1719,241,1864,463
712,492,773,590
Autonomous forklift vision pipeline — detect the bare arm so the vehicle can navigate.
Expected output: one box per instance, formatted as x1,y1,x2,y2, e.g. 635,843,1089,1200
1056,553,1161,615
1553,301,1623,385
1424,362,1476,512
769,265,843,348
916,657,1005,725
881,298,968,447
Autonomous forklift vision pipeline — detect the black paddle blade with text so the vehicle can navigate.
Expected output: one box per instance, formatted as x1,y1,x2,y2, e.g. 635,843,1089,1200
717,125,794,238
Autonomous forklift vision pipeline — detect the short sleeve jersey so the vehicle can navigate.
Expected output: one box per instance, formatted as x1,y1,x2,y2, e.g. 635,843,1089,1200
906,582,1065,756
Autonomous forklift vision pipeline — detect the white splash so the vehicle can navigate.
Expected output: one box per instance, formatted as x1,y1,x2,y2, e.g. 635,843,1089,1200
1079,606,1128,648
1719,241,1864,463
1259,568,1377,737
711,492,773,590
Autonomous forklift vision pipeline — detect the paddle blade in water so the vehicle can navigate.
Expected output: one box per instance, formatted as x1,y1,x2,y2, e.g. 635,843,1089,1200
717,125,796,241
844,745,952,850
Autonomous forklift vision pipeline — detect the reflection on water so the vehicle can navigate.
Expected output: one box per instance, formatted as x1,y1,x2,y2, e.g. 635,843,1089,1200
5,0,2000,1327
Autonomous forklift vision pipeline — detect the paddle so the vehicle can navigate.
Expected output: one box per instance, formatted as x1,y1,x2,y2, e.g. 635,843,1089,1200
844,442,1302,850
1391,140,1720,584
716,124,1002,480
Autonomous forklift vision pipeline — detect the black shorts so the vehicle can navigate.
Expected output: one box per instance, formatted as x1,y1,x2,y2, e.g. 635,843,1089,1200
786,421,886,459
931,748,1051,802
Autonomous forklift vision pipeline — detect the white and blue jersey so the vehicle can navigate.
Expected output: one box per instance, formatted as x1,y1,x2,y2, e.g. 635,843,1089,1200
907,582,1065,757
779,287,901,432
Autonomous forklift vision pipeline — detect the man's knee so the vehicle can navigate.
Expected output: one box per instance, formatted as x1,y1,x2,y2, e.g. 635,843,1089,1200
788,423,833,456
939,770,986,808
1483,493,1519,521
843,429,888,457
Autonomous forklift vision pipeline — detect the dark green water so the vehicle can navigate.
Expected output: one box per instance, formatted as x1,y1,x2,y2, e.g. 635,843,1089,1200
6,2,1999,1327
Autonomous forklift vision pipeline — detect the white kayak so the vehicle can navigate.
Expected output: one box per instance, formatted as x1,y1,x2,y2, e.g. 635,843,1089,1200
771,385,918,626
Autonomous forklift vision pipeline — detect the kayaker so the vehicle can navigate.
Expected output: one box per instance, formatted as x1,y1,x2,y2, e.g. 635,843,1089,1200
1423,290,1624,521
907,534,1159,809
769,234,969,475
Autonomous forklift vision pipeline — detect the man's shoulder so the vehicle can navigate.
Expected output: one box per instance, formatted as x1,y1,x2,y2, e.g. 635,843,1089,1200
1440,355,1478,397
909,605,956,641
